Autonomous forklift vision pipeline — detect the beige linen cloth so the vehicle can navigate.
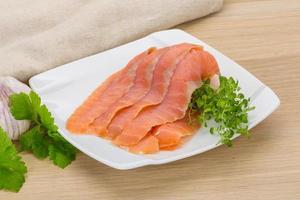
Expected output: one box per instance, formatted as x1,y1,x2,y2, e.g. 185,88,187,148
0,0,223,82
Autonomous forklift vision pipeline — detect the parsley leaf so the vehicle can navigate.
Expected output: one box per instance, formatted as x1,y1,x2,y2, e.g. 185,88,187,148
49,142,76,169
9,93,33,120
189,76,255,146
9,91,77,168
0,127,27,192
48,130,77,168
19,126,49,159
37,105,58,133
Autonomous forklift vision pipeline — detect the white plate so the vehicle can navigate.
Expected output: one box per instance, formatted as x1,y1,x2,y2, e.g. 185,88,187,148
29,29,280,170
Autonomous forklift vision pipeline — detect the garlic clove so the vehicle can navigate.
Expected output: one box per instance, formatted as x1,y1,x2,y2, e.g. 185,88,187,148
0,76,31,140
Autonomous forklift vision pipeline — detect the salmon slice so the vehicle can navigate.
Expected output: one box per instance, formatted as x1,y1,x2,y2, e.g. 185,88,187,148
114,48,219,146
128,135,159,154
153,115,200,148
128,114,199,153
66,48,155,133
107,43,199,139
160,145,179,151
87,47,168,136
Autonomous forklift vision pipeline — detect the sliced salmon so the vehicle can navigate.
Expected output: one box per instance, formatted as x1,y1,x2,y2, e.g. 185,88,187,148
66,48,155,133
87,47,168,136
107,43,199,139
153,115,200,148
128,135,159,154
127,115,199,154
160,144,179,151
114,48,219,146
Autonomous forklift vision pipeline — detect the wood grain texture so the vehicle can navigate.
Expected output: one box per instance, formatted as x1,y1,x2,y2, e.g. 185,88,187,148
1,0,300,199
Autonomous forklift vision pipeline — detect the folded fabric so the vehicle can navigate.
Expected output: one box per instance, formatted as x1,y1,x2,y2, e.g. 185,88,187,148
0,0,223,82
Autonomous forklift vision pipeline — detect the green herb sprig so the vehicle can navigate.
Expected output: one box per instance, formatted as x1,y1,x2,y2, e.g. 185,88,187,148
189,76,255,146
0,127,27,192
9,91,77,168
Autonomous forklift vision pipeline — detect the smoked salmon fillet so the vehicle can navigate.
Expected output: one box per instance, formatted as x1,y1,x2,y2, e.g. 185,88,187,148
87,47,168,136
128,135,159,154
107,43,200,139
114,48,219,146
153,114,200,148
67,43,221,154
66,47,156,133
127,114,200,154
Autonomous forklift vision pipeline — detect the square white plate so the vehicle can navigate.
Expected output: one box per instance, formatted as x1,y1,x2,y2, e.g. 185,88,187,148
29,29,280,170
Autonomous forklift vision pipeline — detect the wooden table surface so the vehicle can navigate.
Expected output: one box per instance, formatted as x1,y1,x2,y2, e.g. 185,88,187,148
1,0,300,199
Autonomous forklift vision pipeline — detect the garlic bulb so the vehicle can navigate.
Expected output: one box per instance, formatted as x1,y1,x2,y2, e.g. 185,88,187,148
0,76,31,140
